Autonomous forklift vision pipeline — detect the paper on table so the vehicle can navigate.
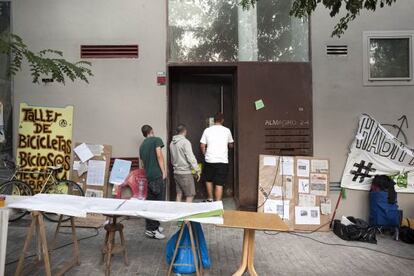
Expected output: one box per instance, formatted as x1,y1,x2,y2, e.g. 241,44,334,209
280,157,294,176
264,199,289,220
298,194,316,207
263,156,277,167
106,198,224,222
297,159,310,177
109,159,132,185
74,143,94,163
7,194,224,224
311,159,329,174
295,206,320,225
86,160,106,186
298,178,310,194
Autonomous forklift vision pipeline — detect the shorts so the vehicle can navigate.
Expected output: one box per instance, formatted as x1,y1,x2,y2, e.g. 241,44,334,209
204,162,228,186
174,174,196,197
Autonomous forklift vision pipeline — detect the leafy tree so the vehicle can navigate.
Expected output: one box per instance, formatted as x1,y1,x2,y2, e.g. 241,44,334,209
0,33,93,84
240,0,397,37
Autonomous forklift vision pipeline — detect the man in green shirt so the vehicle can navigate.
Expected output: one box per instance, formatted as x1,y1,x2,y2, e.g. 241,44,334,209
139,125,167,239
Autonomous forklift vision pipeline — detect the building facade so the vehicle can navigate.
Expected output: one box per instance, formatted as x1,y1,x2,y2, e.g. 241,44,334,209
4,0,414,217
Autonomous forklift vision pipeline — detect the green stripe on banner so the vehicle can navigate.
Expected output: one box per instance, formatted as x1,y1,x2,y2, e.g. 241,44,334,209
179,209,224,220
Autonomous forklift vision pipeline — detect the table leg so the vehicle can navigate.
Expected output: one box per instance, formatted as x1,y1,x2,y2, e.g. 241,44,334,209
232,229,249,276
187,222,201,276
55,216,81,276
15,214,36,276
167,222,186,276
70,217,81,266
247,230,258,276
193,223,203,274
37,213,52,276
119,225,129,265
105,230,114,276
50,215,63,251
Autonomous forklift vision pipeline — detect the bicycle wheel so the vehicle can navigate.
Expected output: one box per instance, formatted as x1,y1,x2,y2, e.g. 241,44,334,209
0,180,33,221
43,180,84,222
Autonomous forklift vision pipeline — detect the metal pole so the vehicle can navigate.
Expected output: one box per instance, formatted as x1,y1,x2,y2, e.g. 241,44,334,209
220,85,224,114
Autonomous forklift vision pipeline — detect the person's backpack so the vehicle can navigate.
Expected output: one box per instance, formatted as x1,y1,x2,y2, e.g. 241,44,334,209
333,216,377,244
399,219,414,244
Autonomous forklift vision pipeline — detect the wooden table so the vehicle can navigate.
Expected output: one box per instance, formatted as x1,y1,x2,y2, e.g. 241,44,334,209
220,210,289,276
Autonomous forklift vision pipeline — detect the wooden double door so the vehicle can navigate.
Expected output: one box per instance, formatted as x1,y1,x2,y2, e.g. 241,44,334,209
169,66,236,200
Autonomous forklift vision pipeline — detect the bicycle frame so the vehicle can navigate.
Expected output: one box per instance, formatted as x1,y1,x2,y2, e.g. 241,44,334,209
9,167,57,194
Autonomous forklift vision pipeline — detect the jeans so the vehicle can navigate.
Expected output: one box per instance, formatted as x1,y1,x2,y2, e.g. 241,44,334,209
145,177,165,231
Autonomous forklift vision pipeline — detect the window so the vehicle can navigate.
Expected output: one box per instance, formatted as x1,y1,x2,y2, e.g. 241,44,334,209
363,31,414,86
168,0,309,63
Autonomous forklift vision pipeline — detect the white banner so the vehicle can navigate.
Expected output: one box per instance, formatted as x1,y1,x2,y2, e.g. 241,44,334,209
7,194,224,224
341,114,414,193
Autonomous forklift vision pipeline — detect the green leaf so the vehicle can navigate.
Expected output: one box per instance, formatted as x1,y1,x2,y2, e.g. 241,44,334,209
0,33,93,84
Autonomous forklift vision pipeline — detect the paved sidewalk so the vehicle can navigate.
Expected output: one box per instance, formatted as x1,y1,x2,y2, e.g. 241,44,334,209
4,217,414,276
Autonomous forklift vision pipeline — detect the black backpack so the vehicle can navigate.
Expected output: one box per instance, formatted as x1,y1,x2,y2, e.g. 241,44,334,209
400,219,414,244
333,216,377,244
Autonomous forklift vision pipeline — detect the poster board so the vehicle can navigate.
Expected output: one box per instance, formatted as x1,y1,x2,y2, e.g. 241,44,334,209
71,143,112,198
16,103,73,193
257,155,330,231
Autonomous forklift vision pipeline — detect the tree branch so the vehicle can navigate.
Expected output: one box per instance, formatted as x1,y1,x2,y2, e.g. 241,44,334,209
0,33,93,84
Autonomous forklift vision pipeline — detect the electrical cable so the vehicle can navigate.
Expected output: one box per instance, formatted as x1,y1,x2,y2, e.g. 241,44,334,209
263,229,414,261
263,221,331,236
257,157,280,208
5,227,100,266
287,231,414,261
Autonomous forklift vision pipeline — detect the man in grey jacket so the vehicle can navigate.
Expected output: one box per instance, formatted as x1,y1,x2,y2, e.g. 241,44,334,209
170,124,201,202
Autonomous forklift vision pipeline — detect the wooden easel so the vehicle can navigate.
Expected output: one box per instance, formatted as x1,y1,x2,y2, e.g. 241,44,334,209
167,221,203,276
15,212,80,276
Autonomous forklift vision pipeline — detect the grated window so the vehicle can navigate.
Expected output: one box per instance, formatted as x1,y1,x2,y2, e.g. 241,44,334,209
80,45,139,59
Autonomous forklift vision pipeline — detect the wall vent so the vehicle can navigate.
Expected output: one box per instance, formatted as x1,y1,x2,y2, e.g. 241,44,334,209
80,45,139,59
326,45,348,56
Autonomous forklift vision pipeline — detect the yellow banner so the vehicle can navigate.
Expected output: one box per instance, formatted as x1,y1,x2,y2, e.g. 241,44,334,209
16,103,73,193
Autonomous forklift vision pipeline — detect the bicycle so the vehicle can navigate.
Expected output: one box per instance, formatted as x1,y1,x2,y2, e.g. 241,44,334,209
0,159,84,222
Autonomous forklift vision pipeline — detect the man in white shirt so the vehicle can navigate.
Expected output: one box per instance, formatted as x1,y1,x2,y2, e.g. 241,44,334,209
200,112,234,201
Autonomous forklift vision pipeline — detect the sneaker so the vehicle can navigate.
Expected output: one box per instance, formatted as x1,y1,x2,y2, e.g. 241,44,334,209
202,199,213,202
145,229,166,240
158,226,164,233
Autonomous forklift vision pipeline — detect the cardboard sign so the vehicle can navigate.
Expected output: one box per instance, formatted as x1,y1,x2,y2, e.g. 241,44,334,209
16,103,73,193
258,155,330,231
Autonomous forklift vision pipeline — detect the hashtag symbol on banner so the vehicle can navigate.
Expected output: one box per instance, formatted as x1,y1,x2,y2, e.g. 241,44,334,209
350,160,376,183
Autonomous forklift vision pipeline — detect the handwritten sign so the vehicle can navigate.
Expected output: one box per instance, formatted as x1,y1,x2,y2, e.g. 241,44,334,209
16,103,73,192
